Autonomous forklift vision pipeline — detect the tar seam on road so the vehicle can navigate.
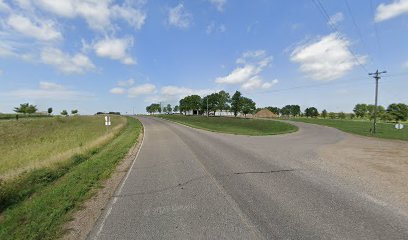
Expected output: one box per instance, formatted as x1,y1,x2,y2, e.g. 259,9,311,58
91,125,146,240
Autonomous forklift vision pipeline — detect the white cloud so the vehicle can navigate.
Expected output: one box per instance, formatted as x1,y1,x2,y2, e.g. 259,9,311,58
215,50,276,90
375,0,408,22
110,87,126,95
403,60,408,68
6,14,62,41
146,86,216,103
32,0,146,31
39,81,65,90
0,44,15,57
117,79,135,87
41,48,95,74
328,12,344,26
0,0,10,12
290,33,367,81
128,84,156,98
209,0,227,12
168,3,192,29
93,37,136,65
5,82,94,100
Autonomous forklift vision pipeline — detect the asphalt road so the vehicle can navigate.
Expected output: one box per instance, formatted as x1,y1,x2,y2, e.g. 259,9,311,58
89,116,408,239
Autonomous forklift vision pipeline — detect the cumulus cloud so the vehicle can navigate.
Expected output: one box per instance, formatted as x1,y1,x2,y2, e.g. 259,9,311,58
209,0,227,12
215,50,277,90
31,0,147,31
41,48,95,74
93,37,136,65
117,79,135,87
110,87,126,95
0,0,10,12
5,81,94,100
290,33,367,81
168,3,192,29
375,0,408,22
146,86,216,103
6,14,62,41
328,12,344,26
128,84,156,98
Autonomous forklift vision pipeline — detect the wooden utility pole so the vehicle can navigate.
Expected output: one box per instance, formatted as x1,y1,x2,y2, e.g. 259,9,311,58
368,70,386,134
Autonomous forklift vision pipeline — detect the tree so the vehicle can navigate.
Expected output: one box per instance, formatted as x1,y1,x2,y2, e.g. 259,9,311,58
280,105,291,117
367,104,385,120
14,103,37,114
48,107,53,115
305,107,319,118
266,106,280,115
328,112,336,119
217,90,230,114
173,105,179,113
241,97,256,118
321,109,328,119
71,109,78,115
166,104,172,114
353,104,368,118
338,112,346,119
202,93,220,116
387,103,408,122
290,105,301,117
231,91,242,117
162,107,167,114
61,110,68,116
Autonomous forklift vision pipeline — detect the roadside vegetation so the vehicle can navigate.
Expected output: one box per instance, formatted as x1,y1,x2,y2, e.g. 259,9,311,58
160,115,297,136
0,116,142,240
291,118,408,141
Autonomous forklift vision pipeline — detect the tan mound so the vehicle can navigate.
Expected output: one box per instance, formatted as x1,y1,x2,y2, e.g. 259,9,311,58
254,109,278,118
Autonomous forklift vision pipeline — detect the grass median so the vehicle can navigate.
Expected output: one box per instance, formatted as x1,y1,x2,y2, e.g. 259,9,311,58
0,117,142,240
291,118,408,141
159,115,297,136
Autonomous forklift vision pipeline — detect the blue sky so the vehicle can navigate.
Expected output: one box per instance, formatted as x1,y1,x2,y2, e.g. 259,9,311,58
1,0,408,114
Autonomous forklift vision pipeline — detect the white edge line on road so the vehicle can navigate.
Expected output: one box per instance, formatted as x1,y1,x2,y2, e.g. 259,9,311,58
92,121,146,240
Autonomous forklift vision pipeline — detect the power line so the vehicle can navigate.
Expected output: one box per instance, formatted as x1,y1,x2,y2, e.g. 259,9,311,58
370,0,384,68
311,0,369,73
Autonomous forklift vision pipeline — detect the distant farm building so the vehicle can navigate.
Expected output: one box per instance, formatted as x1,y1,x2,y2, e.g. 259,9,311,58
254,109,278,118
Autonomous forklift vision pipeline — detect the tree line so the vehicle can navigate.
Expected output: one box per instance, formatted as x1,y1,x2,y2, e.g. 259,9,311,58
13,103,79,116
146,90,257,117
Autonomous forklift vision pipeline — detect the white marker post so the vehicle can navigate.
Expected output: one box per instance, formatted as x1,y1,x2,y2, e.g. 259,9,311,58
105,115,111,133
395,123,404,130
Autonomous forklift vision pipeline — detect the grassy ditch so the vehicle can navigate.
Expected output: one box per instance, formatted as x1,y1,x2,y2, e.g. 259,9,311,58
0,117,142,240
291,118,408,141
0,115,126,179
159,115,297,136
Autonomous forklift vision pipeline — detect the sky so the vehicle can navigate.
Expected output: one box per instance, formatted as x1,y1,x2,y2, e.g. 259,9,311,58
1,0,408,115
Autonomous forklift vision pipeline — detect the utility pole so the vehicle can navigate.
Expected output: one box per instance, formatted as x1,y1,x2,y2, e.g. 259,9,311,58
368,70,386,134
207,97,209,117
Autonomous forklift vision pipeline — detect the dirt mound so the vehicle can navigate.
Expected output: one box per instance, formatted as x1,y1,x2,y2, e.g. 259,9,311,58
254,109,278,118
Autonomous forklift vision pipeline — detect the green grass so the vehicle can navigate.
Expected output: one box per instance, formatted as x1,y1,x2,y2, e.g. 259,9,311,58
159,115,297,136
0,115,126,178
0,114,52,120
0,117,142,240
291,118,408,141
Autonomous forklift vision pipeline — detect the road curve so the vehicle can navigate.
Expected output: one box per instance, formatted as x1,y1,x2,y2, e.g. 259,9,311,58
89,116,408,239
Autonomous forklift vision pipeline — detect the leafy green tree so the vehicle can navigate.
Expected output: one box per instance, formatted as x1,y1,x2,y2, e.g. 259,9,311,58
367,104,385,120
173,105,179,113
162,107,167,114
202,93,220,116
387,103,408,122
380,112,395,122
349,113,356,119
305,107,319,118
48,107,53,115
353,104,368,118
290,105,301,117
321,109,328,119
14,103,37,114
266,106,280,115
328,112,336,119
217,90,230,114
166,104,172,113
61,110,68,116
280,105,291,117
231,91,242,117
338,112,346,119
241,97,256,118
71,109,78,115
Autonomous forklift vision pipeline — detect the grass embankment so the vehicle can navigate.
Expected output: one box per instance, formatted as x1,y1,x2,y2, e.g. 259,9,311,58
0,115,126,178
291,118,408,141
0,117,142,240
159,115,297,136
0,114,52,120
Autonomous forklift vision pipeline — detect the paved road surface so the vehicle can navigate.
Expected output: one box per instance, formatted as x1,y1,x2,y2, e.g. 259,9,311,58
89,116,408,239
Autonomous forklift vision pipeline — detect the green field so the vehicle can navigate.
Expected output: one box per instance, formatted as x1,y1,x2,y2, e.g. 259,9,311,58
159,115,297,135
0,117,142,240
0,115,126,179
291,118,408,141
